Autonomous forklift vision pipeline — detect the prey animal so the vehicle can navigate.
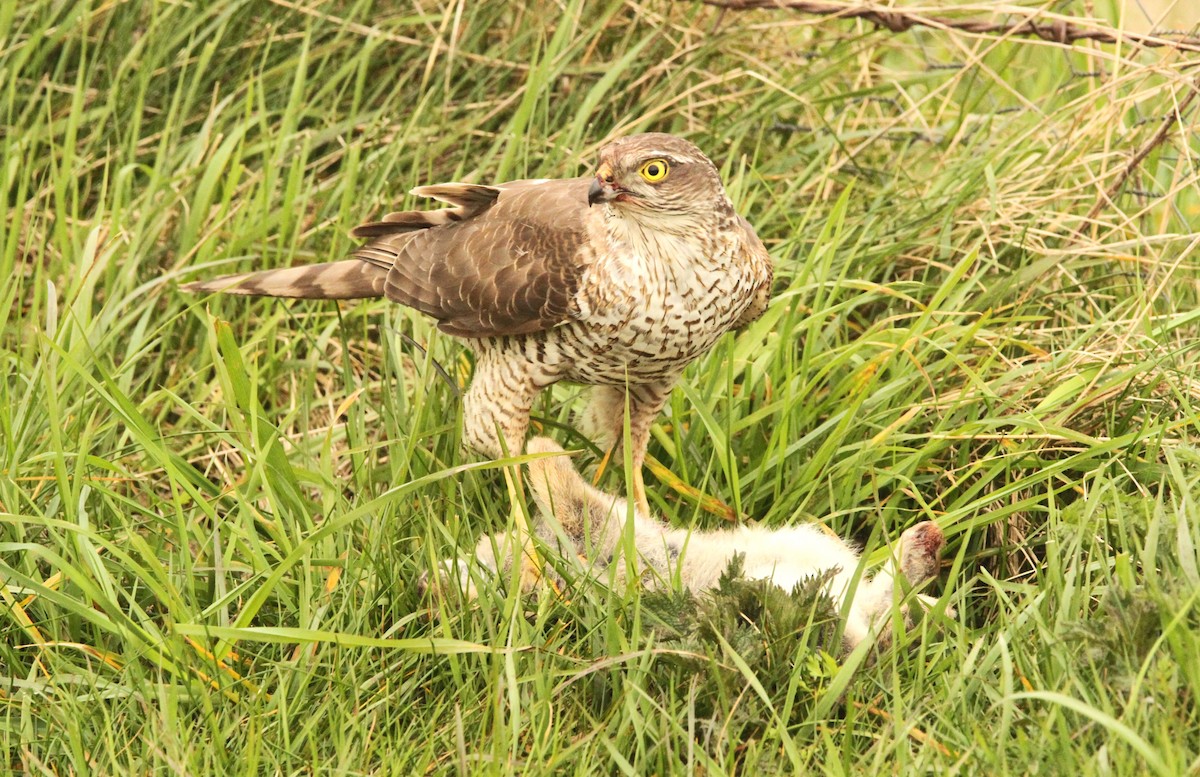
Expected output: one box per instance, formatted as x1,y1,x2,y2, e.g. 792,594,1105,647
425,438,950,651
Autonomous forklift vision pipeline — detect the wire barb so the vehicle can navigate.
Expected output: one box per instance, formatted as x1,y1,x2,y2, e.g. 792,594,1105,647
694,0,1200,52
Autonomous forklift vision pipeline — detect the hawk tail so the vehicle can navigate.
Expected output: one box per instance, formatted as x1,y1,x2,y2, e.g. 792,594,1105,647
180,260,387,300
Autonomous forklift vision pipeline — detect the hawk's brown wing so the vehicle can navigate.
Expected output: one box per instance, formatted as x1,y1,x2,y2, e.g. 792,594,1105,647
352,178,593,338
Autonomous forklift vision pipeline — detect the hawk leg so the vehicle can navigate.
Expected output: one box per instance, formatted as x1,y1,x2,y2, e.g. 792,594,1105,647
462,352,544,590
580,381,675,516
461,352,541,462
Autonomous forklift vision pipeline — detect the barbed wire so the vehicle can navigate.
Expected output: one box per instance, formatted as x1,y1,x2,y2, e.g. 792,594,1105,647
1084,73,1200,222
696,0,1200,53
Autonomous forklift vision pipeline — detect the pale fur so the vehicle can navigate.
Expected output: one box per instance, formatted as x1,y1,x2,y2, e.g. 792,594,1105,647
425,437,950,651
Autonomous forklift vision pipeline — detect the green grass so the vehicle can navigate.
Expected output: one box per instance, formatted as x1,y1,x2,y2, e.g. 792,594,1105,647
4,0,1200,773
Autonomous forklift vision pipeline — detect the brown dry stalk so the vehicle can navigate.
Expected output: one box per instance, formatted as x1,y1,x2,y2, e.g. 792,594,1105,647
695,0,1200,52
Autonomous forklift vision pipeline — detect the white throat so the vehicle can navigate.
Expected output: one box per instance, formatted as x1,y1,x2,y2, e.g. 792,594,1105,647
606,210,714,273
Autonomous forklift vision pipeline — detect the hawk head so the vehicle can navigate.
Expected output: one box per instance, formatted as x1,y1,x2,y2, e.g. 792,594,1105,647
587,133,732,228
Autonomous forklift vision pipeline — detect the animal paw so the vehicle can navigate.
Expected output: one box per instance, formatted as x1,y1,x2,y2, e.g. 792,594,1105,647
898,521,945,585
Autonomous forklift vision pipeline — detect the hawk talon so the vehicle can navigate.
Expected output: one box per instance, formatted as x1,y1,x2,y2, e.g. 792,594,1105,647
592,444,615,486
632,466,650,518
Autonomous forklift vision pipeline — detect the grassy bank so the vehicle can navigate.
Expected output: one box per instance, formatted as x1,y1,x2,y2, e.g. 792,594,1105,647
3,1,1199,773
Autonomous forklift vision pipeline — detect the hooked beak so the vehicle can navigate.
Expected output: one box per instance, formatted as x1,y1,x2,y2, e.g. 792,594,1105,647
587,161,618,207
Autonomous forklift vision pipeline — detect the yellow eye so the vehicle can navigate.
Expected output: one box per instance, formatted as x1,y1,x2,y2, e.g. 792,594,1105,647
638,158,670,183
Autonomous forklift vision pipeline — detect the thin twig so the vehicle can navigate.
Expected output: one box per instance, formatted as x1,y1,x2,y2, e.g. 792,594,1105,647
692,0,1200,52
